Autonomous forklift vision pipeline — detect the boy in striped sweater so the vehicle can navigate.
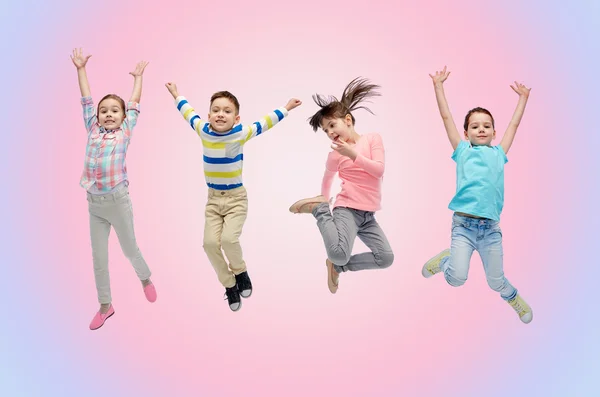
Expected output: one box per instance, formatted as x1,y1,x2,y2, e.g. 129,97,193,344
166,82,301,311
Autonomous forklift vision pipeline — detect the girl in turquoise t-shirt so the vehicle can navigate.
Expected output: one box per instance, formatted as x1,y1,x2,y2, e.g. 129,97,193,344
422,66,533,324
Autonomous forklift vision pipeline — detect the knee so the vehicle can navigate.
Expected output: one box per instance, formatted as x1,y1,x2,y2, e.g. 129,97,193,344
444,271,467,287
328,250,351,266
121,245,141,261
203,236,221,252
376,250,394,269
486,277,506,292
92,259,108,272
220,233,239,250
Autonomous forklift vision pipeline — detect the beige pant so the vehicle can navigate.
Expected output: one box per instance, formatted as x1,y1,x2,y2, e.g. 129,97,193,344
203,186,248,288
88,184,151,304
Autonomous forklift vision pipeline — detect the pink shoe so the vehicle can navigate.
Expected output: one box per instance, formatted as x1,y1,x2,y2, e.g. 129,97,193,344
144,283,157,303
89,305,115,330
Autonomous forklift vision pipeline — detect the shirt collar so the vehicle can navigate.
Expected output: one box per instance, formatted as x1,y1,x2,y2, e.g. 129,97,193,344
99,126,121,134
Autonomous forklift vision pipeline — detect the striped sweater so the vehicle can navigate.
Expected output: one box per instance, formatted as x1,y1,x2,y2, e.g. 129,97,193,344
175,96,289,190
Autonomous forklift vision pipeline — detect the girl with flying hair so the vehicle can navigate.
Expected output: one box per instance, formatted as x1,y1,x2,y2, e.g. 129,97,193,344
289,78,394,294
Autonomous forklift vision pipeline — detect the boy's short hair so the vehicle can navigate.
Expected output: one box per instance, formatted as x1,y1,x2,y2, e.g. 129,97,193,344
210,91,240,114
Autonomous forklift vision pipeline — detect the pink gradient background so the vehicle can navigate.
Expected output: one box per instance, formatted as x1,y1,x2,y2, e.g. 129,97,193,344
2,0,599,396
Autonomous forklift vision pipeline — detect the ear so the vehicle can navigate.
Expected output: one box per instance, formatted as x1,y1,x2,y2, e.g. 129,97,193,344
345,114,352,126
235,114,241,124
464,130,469,139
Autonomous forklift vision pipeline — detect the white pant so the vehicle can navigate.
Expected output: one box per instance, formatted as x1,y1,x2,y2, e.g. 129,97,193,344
87,184,151,304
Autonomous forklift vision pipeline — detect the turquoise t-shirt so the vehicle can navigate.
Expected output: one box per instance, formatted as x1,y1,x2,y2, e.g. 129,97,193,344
448,140,508,221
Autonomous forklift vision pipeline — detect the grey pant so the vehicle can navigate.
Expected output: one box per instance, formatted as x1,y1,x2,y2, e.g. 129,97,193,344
87,184,151,304
312,203,394,273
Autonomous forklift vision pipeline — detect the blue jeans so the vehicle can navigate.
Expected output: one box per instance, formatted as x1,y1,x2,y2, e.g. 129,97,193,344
439,213,517,301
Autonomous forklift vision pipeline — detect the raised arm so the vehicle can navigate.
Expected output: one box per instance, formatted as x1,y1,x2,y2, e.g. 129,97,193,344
165,82,208,136
71,48,92,97
241,98,302,143
129,61,149,103
429,66,461,150
500,82,531,154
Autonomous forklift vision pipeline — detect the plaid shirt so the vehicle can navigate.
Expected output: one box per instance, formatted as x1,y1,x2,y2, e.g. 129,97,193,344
79,96,140,192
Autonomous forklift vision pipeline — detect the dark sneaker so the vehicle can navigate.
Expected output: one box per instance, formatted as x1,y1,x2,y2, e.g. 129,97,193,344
235,271,253,298
224,286,242,311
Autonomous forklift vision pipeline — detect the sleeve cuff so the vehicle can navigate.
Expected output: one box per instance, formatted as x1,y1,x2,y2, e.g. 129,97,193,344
451,140,467,161
81,96,93,105
127,101,140,112
496,145,508,163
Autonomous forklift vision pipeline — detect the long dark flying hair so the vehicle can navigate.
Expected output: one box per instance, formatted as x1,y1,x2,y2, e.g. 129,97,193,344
308,77,381,132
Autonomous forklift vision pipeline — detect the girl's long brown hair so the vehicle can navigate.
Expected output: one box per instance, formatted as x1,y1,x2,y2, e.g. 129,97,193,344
308,77,381,131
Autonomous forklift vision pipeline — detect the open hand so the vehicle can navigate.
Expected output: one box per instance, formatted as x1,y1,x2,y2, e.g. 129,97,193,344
130,61,149,77
429,66,450,86
510,81,531,98
285,98,302,111
331,139,357,160
70,48,91,69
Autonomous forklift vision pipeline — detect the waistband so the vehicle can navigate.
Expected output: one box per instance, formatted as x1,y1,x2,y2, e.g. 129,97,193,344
453,213,498,227
208,186,247,198
87,183,129,204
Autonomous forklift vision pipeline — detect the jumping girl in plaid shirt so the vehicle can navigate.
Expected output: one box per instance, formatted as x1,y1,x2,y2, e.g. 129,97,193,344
71,48,156,330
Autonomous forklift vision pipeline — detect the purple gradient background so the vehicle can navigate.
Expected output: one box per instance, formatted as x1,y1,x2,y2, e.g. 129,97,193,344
1,0,598,396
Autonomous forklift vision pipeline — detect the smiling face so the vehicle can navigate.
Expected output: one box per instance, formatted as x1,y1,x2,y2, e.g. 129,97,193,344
207,97,240,132
207,91,241,133
97,97,125,130
464,112,496,146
